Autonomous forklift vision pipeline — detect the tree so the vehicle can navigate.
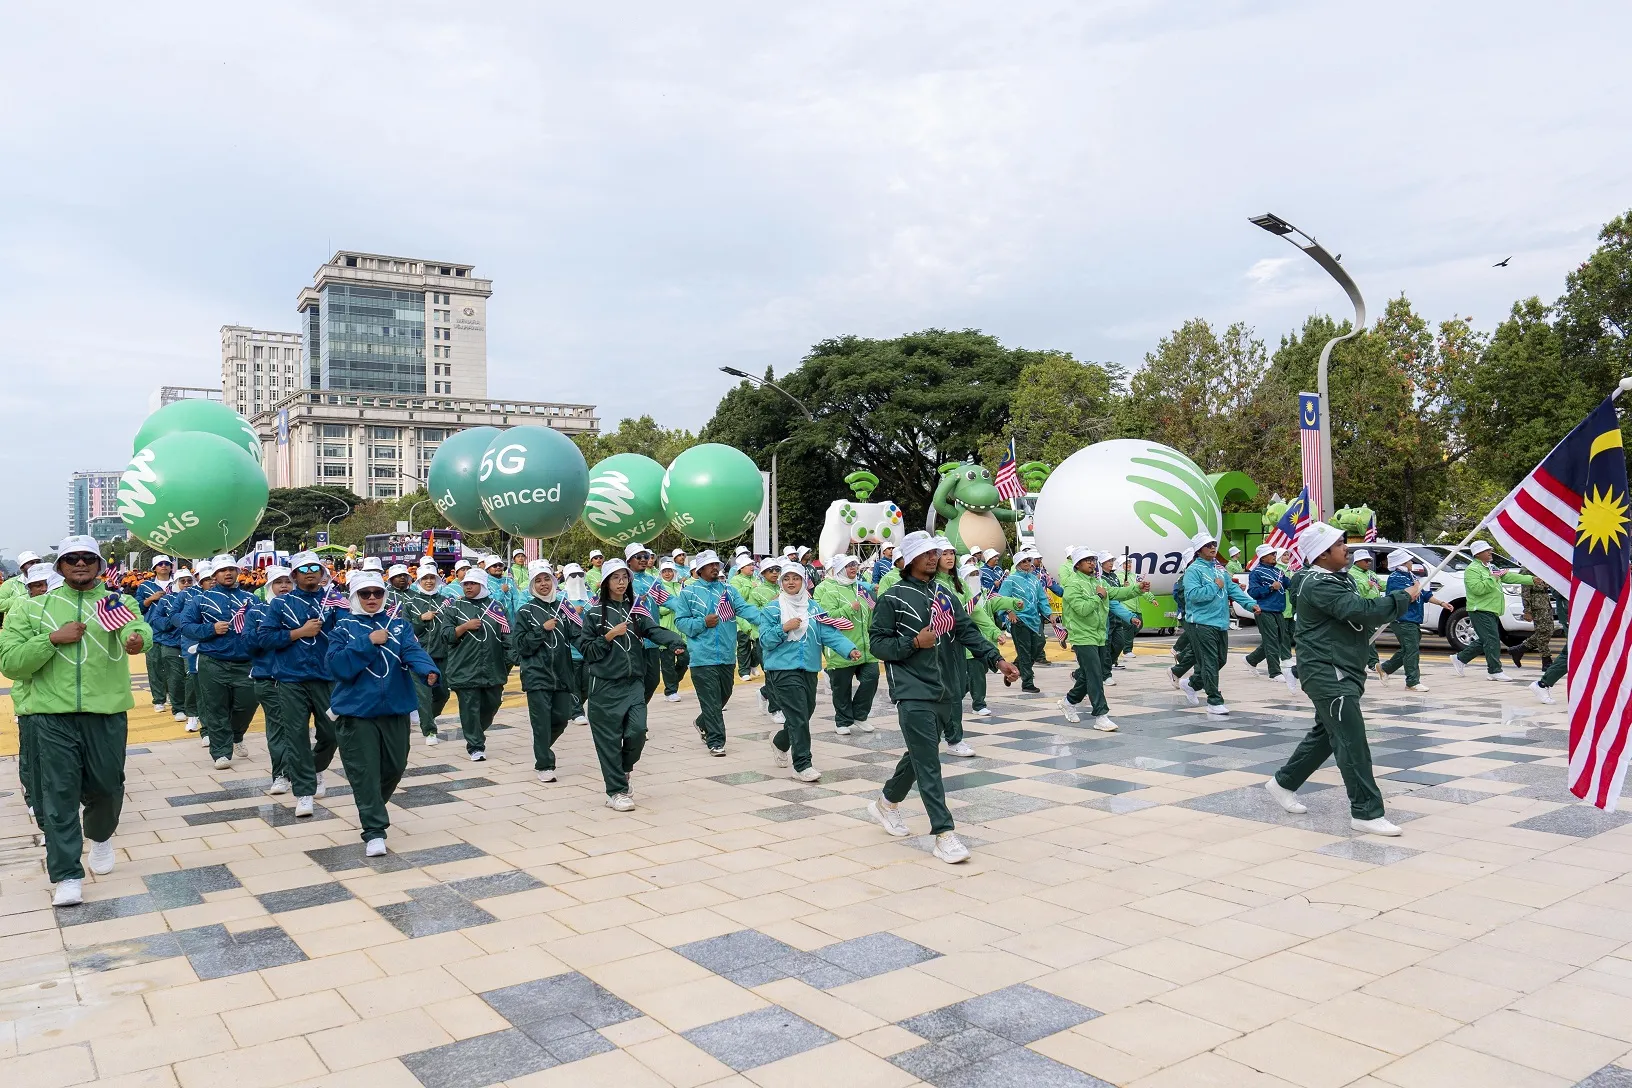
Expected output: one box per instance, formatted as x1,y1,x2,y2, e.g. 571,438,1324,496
1123,319,1266,476
1006,354,1127,467
253,486,361,551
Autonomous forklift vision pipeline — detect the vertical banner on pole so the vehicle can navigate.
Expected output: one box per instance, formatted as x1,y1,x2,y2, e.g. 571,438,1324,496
754,471,771,556
1298,392,1324,521
276,409,290,488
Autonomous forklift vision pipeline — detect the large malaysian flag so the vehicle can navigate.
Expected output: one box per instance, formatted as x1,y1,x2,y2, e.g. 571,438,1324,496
1298,393,1324,520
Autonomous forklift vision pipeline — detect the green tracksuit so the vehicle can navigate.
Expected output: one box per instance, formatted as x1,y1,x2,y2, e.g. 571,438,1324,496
814,579,879,729
1060,570,1142,717
513,597,581,773
965,591,1022,713
1455,558,1533,673
580,597,683,796
428,596,512,755
407,587,451,736
1273,569,1411,820
751,577,782,713
730,572,762,678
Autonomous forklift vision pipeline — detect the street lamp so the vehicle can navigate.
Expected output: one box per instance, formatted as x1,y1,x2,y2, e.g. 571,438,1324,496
289,487,352,546
719,367,816,555
398,471,431,533
1249,213,1367,521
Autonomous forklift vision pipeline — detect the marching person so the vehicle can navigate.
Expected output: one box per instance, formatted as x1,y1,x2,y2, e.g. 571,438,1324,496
1347,548,1386,673
514,561,581,782
754,560,787,724
1450,539,1533,681
655,558,690,701
509,548,530,590
760,564,861,781
247,566,294,795
979,549,1005,591
1058,548,1148,731
624,542,665,704
407,563,451,744
672,550,762,756
1002,548,1048,693
258,552,343,813
1380,550,1450,692
870,543,896,586
670,548,692,580
428,567,512,761
150,566,199,728
326,571,440,857
178,554,261,769
1513,577,1558,672
866,532,1019,863
134,555,175,711
1225,545,1245,576
0,550,44,624
580,558,685,809
1244,545,1290,682
484,555,525,622
959,555,1024,716
561,562,592,723
1100,552,1142,676
384,564,414,614
1530,586,1569,704
813,554,878,735
729,555,762,681
1265,523,1420,836
0,537,152,907
585,549,606,594
1172,531,1258,716
12,563,56,816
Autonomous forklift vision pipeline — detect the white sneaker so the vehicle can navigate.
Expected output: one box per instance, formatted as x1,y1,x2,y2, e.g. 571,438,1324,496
365,838,387,857
572,714,589,725
1244,662,1263,678
267,776,291,796
200,735,210,748
1104,674,1116,687
796,766,822,782
1206,704,1230,717
1450,657,1467,677
856,718,875,733
424,733,441,746
1093,716,1118,733
974,707,991,717
153,702,166,711
1351,816,1402,837
771,738,789,768
294,795,314,818
772,710,785,725
1167,669,1181,691
868,797,910,837
1284,671,1300,693
234,742,249,759
173,711,188,723
213,756,232,770
1264,779,1307,814
665,693,681,702
1532,681,1556,705
88,838,115,875
314,772,327,799
52,879,83,907
537,769,556,783
606,793,635,812
1058,698,1081,724
1180,679,1201,707
1406,683,1431,693
470,750,486,762
835,725,852,736
1488,671,1513,683
933,831,970,864
708,745,726,756
759,692,773,717
186,716,200,731
946,741,976,757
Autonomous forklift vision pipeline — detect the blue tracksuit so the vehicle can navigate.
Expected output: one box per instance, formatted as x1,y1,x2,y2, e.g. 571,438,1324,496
256,587,343,682
325,612,440,717
1247,564,1288,613
1388,569,1427,624
134,578,172,624
149,588,192,648
1181,558,1254,630
1003,569,1050,634
178,587,261,662
758,601,858,670
672,578,763,666
245,599,280,680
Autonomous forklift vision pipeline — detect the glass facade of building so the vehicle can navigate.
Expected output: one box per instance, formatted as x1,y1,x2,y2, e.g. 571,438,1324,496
318,284,426,394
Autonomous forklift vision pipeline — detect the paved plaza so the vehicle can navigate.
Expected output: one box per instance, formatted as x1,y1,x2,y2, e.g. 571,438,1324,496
4,642,1632,1087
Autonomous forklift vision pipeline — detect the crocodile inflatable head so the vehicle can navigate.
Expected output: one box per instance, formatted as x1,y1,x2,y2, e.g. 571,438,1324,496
931,461,1020,555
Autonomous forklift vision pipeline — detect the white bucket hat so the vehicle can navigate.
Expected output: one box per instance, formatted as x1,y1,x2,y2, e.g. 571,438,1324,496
692,549,722,571
1387,548,1416,570
1297,522,1345,565
210,553,241,570
264,565,293,585
624,542,652,560
348,571,386,612
1254,543,1279,559
24,563,52,585
362,556,384,571
1470,539,1494,556
1188,530,1219,552
899,532,938,565
527,559,555,580
386,563,410,579
54,536,105,573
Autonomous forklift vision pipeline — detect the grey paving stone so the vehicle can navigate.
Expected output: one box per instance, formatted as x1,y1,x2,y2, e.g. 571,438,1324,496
482,971,640,1031
1406,785,1505,805
401,763,462,777
401,1028,556,1088
1477,762,1568,785
947,983,1101,1044
55,892,157,927
174,924,306,979
890,1042,974,1081
376,885,497,938
708,770,775,785
1081,794,1161,814
902,1008,968,1041
682,1006,836,1072
1380,770,1461,786
515,1013,595,1044
1316,839,1421,866
676,929,801,975
767,786,841,802
390,785,466,809
306,840,486,874
815,932,940,980
750,803,827,823
256,882,354,914
1178,782,1423,837
440,777,498,792
941,1026,1018,1061
1576,1064,1632,1087
814,764,894,784
446,870,545,900
1513,807,1632,838
934,1044,1115,1088
68,931,182,971
143,864,242,908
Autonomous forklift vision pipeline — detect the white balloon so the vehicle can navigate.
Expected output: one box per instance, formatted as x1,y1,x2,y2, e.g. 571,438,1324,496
1033,439,1223,595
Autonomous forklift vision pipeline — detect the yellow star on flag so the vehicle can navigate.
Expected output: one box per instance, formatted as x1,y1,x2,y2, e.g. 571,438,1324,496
1578,484,1630,555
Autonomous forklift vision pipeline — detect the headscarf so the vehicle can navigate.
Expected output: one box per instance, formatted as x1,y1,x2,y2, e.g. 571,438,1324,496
459,567,491,600
826,555,858,585
348,571,387,615
779,568,810,639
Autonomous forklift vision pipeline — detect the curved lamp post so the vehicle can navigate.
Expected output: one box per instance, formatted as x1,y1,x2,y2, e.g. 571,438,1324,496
1249,213,1367,521
720,367,815,555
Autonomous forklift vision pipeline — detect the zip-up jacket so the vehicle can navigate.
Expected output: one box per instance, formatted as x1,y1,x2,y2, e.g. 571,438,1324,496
728,573,761,639
757,599,858,672
178,586,261,662
1349,567,1383,599
1293,568,1411,682
630,570,665,649
326,611,439,716
1003,569,1050,633
134,577,172,622
427,596,512,689
407,587,449,660
1247,564,1289,613
1061,571,1144,646
255,587,344,681
812,580,876,667
869,574,999,702
513,597,582,691
580,597,682,683
1386,569,1427,624
148,587,195,648
1464,558,1532,614
0,584,152,715
246,598,281,679
1181,558,1254,630
674,577,763,667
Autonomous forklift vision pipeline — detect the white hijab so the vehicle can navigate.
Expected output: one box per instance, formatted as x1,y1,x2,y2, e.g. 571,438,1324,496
779,575,810,640
827,555,858,586
531,574,558,603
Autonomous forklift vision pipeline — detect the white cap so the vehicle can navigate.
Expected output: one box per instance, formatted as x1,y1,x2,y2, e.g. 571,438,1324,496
387,564,410,579
658,558,676,572
527,559,555,580
290,551,322,570
1068,546,1097,567
264,565,293,584
174,567,195,581
1298,522,1345,565
879,542,895,553
1188,530,1219,552
417,566,443,587
589,549,604,559
1387,548,1415,569
361,557,384,571
211,553,240,570
483,554,507,568
958,557,980,575
783,546,797,557
562,562,585,577
601,558,630,580
152,554,173,568
1229,545,1241,556
24,563,52,584
899,531,938,565
625,541,652,560
1254,543,1279,559
1470,539,1494,556
17,550,40,567
983,548,999,560
692,549,722,570
1350,548,1373,563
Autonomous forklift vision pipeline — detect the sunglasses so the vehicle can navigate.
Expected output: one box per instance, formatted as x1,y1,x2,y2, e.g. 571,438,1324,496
60,554,100,566
295,564,323,573
356,588,386,599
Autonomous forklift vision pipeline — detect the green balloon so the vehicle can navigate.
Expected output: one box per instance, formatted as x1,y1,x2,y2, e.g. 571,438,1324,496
661,444,765,542
133,400,262,465
428,427,501,533
118,432,269,559
582,453,667,546
476,426,590,538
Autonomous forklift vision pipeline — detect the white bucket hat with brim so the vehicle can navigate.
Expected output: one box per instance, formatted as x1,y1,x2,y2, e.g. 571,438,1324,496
1298,522,1345,565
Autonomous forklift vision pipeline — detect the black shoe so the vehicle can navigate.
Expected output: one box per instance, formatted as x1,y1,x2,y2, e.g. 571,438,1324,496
1509,648,1524,668
1541,655,1554,670
1021,684,1042,694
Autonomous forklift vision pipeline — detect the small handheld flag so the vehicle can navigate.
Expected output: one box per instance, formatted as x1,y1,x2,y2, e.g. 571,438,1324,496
93,594,137,632
994,439,1025,502
647,581,670,606
1265,487,1313,571
483,601,510,634
816,613,855,631
386,600,402,620
929,587,957,635
629,600,653,622
559,601,584,626
857,582,875,606
321,582,347,610
715,590,735,621
230,601,249,634
1364,513,1378,543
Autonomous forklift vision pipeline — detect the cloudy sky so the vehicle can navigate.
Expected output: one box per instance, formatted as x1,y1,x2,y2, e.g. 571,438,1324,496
4,1,1627,557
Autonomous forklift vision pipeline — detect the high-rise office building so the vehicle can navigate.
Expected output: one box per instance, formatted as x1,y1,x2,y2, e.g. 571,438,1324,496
150,386,224,413
296,251,491,399
221,326,305,418
68,470,127,541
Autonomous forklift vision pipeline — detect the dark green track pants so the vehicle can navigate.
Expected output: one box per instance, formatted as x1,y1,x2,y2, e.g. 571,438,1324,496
736,630,760,678
691,664,735,748
255,678,285,780
827,662,879,729
1540,646,1569,689
197,657,256,760
526,689,574,771
1274,674,1384,821
660,644,690,695
588,676,647,796
145,648,168,706
414,668,450,736
1380,621,1423,687
1186,624,1229,705
882,699,957,834
1246,612,1289,678
276,679,336,797
455,686,504,754
162,646,196,717
1456,610,1505,674
336,714,409,841
769,670,819,772
965,657,988,712
1012,623,1041,688
31,712,126,882
1066,644,1109,717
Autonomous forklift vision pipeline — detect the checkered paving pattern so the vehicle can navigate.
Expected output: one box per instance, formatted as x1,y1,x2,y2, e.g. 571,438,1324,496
4,637,1632,1087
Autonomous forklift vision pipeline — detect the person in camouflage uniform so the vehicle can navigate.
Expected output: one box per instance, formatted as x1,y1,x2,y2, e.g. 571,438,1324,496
1512,578,1557,671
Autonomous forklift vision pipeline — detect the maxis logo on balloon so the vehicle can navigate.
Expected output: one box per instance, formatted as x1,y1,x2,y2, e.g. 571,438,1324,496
118,449,202,546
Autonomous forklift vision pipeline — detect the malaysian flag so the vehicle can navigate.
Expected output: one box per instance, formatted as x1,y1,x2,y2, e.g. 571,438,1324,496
647,581,670,606
629,599,653,622
321,582,347,610
230,601,249,634
816,614,855,631
1364,513,1378,543
716,590,735,621
483,600,511,634
994,438,1025,502
1299,393,1324,521
857,582,875,606
929,587,957,635
386,599,402,620
93,593,137,632
559,601,584,626
1487,394,1632,811
1265,487,1313,571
